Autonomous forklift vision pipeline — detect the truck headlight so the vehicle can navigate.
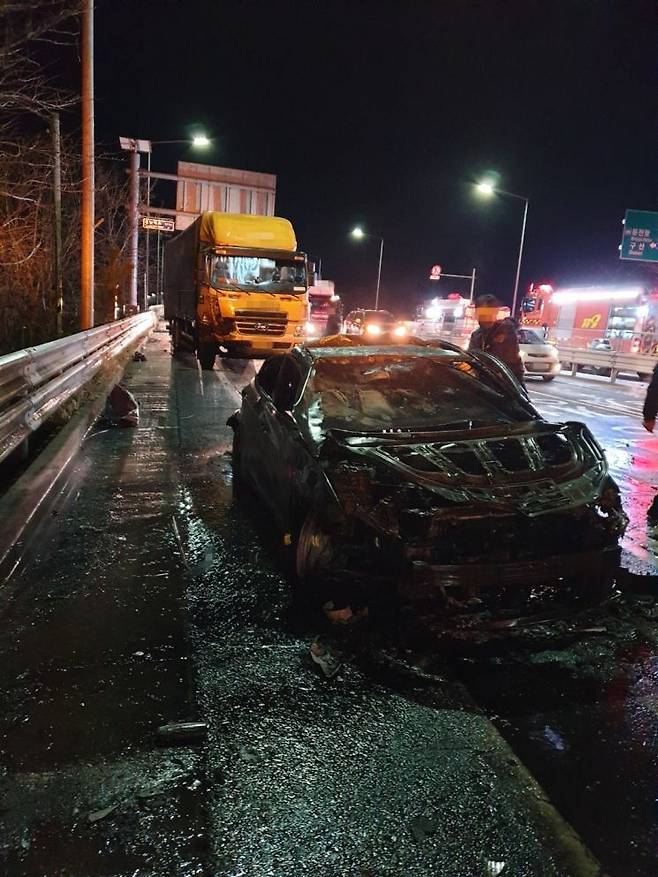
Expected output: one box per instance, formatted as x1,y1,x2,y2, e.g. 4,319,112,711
394,325,407,337
366,323,382,336
294,324,306,336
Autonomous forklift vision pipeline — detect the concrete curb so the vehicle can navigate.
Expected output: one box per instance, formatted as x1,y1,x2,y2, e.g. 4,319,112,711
0,331,151,586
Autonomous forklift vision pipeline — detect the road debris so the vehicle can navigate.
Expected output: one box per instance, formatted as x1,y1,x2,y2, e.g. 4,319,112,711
156,721,207,745
88,804,117,823
133,350,147,362
100,384,139,427
310,640,342,678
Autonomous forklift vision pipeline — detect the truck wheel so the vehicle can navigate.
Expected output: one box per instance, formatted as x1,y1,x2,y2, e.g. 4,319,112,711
542,375,556,382
197,342,216,371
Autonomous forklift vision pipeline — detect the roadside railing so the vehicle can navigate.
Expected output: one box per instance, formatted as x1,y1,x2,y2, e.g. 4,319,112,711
555,347,656,383
0,310,158,464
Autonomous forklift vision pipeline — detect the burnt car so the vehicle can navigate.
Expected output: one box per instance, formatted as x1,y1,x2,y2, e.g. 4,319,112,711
228,339,627,626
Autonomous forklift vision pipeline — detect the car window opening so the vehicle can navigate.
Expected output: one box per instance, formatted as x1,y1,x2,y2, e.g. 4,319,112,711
306,357,531,432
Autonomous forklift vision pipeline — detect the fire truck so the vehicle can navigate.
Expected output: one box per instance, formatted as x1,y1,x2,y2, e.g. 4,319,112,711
520,283,658,352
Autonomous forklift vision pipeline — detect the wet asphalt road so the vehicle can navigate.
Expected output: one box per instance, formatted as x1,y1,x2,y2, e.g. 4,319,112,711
464,372,658,877
1,338,658,876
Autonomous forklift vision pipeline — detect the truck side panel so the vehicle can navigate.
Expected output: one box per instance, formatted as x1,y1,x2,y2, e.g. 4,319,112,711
164,220,200,322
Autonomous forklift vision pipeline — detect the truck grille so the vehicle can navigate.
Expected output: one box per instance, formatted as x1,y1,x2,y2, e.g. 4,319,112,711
234,310,288,336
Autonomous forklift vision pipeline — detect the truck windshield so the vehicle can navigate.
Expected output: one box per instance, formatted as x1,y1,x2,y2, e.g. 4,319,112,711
209,255,306,294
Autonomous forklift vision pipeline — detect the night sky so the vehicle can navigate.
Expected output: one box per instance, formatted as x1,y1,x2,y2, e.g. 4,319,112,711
90,0,657,314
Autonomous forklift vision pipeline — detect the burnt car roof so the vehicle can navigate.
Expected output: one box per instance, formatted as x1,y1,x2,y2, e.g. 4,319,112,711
300,343,461,360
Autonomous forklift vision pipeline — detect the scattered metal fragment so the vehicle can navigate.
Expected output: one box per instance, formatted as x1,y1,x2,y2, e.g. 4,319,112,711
88,804,116,823
239,746,259,763
171,516,189,569
156,720,207,745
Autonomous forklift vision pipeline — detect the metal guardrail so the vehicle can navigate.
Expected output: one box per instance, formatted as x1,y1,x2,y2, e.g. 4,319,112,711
557,346,657,383
0,310,157,464
412,324,657,384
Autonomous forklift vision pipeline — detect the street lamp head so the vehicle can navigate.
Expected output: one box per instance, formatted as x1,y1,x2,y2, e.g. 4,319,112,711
476,181,495,196
192,134,211,148
351,226,365,239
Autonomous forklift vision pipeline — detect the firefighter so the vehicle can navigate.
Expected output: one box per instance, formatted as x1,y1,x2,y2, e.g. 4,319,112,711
468,294,525,383
642,364,658,521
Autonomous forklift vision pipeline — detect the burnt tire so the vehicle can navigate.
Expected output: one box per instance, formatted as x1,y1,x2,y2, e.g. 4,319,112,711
197,342,216,371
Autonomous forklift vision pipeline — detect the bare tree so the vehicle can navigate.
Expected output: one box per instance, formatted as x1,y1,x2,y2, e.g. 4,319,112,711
0,133,130,354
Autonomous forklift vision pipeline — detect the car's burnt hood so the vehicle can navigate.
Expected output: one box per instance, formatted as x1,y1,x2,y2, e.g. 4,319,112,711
322,420,610,520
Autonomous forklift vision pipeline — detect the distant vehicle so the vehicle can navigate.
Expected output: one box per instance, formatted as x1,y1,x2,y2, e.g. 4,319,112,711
164,212,308,369
307,281,342,339
229,339,626,628
517,328,561,382
589,338,612,351
344,309,407,339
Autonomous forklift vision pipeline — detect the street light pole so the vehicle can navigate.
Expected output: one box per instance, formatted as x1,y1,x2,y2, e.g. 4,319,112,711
475,181,529,318
351,227,385,309
511,196,529,318
375,236,384,310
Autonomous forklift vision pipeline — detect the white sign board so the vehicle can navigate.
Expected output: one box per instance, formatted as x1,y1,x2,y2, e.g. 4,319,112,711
142,216,176,232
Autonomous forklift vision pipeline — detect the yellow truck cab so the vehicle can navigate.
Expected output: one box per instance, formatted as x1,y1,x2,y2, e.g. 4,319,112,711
164,212,308,369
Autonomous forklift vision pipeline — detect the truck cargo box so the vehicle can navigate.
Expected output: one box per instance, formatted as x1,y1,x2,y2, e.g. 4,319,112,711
164,220,200,322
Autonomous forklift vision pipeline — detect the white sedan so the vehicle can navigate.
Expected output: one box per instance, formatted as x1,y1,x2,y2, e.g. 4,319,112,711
517,328,561,382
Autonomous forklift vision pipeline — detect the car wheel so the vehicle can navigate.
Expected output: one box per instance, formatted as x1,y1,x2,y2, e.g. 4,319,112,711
198,342,216,371
542,375,556,382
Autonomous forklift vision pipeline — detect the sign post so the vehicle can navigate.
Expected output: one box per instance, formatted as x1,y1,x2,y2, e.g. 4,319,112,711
428,266,477,300
620,209,658,262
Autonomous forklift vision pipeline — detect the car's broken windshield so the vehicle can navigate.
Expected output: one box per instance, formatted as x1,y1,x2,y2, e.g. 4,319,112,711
306,357,532,433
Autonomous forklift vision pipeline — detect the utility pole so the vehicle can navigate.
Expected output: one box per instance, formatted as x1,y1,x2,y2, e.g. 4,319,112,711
155,229,161,303
144,151,151,308
80,0,94,329
127,148,140,312
51,113,64,336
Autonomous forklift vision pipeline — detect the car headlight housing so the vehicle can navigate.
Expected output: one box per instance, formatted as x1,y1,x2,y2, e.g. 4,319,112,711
366,323,382,336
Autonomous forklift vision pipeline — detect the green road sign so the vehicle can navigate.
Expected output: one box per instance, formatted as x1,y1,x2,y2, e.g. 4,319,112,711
620,209,658,262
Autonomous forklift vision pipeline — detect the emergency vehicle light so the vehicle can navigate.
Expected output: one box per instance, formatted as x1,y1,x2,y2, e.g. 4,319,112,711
551,286,643,305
